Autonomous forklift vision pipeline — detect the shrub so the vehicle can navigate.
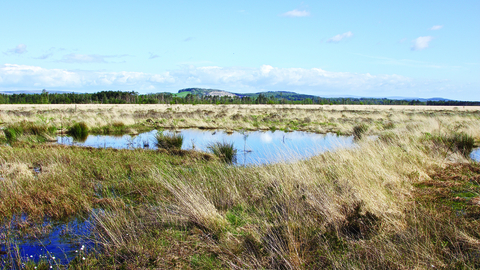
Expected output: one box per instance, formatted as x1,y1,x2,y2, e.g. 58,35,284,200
353,124,368,140
155,131,183,150
208,141,237,164
68,122,89,141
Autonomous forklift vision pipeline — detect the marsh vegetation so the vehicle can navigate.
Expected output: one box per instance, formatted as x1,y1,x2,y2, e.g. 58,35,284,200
0,104,479,269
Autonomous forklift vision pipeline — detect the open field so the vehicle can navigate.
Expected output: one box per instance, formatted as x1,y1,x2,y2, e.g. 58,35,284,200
1,104,480,269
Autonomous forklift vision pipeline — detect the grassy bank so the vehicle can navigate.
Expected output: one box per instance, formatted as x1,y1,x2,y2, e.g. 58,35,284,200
0,105,479,269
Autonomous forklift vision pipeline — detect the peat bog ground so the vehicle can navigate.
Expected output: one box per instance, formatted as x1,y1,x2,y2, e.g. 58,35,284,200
0,104,479,269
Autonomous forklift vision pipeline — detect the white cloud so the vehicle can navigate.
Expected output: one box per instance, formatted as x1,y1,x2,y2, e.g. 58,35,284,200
59,53,129,63
0,64,174,90
3,63,474,99
411,36,433,51
281,9,310,17
429,25,443,30
0,63,414,94
4,44,27,55
327,31,353,43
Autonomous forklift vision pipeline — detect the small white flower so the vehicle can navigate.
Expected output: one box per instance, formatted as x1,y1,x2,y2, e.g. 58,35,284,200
30,255,33,258
52,256,55,259
75,250,78,253
82,257,85,260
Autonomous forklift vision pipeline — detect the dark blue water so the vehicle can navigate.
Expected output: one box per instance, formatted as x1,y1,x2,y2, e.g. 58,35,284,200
57,129,354,165
0,214,94,268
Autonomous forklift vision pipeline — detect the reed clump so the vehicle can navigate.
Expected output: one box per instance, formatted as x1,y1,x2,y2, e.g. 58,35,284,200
155,131,183,150
68,122,89,140
427,131,476,157
207,141,237,163
353,123,368,140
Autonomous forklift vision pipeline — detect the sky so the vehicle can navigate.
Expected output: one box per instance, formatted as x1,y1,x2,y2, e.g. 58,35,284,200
1,0,479,100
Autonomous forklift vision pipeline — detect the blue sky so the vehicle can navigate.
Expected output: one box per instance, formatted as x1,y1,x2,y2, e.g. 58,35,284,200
1,0,479,100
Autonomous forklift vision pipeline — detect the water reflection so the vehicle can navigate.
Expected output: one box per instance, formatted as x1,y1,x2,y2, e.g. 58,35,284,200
471,148,480,162
0,214,94,267
57,129,354,165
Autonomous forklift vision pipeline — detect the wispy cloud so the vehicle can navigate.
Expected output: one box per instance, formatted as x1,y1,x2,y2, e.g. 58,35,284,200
429,25,443,30
281,9,310,17
149,52,159,60
183,37,194,42
59,53,129,63
4,44,27,55
33,47,65,60
411,36,433,51
327,31,353,43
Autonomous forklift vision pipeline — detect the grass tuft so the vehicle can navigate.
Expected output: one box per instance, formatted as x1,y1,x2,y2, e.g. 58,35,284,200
3,128,17,143
448,132,476,157
68,122,89,141
353,124,368,140
155,131,183,150
207,141,237,164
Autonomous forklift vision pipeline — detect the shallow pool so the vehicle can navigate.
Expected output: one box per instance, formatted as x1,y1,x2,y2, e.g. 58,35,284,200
57,129,354,165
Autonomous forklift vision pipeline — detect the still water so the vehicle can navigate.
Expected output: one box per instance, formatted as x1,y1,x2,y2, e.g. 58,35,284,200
472,148,480,162
57,129,354,165
0,215,94,268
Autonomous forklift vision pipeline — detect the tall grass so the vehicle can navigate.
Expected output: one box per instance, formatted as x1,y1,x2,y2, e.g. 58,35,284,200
2,121,57,143
155,131,183,150
207,141,237,163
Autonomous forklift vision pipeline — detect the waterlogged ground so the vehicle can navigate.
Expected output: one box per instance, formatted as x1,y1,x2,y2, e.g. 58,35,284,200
1,214,94,268
57,129,355,165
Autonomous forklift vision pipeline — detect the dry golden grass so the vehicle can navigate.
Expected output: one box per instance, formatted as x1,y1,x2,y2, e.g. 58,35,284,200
1,104,480,136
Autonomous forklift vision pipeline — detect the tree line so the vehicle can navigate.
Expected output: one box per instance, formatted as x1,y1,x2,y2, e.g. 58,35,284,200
0,90,478,106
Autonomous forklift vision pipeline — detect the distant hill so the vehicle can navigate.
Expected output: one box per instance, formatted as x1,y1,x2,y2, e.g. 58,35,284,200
386,96,450,102
177,88,237,97
177,88,318,101
0,90,75,95
176,88,452,102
